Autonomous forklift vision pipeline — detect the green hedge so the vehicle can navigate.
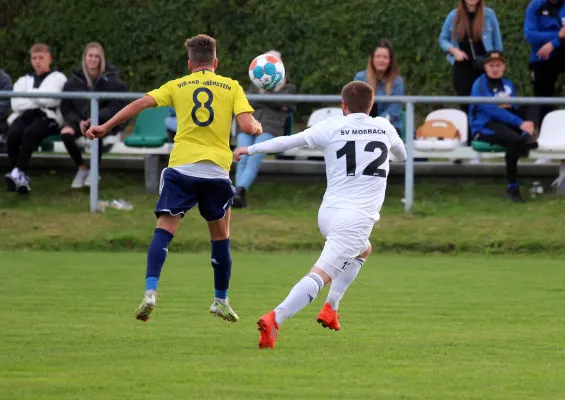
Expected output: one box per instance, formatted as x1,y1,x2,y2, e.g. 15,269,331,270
0,0,555,115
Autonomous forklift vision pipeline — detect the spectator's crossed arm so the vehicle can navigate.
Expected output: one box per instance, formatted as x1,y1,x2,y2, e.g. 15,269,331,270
99,78,129,125
34,72,67,109
438,10,457,53
471,80,523,129
10,76,38,113
524,2,561,48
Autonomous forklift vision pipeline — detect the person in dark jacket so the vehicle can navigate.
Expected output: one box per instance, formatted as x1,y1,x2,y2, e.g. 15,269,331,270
61,42,128,188
524,0,565,127
233,50,296,208
0,69,13,142
470,52,538,202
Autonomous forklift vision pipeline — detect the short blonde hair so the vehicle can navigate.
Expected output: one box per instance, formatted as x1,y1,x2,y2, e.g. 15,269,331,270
30,43,50,54
184,34,216,67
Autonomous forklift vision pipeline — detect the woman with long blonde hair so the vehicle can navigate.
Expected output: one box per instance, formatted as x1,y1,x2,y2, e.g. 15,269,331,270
439,0,503,142
354,40,404,134
60,42,128,188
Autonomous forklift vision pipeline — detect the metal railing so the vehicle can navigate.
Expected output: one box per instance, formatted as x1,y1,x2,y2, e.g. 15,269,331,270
1,90,565,213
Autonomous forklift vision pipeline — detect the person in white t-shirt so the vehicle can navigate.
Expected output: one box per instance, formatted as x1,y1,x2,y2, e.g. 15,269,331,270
233,81,407,349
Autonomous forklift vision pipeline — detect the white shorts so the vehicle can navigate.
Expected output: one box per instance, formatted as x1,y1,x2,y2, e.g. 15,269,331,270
315,207,375,280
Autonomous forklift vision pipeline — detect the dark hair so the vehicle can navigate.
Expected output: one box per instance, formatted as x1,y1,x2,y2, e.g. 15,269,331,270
341,81,374,114
184,34,216,67
366,39,400,95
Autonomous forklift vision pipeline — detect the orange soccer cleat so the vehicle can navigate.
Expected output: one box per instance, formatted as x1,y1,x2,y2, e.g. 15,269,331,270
316,303,341,331
257,310,279,349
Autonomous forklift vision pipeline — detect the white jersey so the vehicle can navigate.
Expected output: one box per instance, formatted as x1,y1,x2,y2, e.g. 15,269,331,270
247,112,405,221
301,113,403,220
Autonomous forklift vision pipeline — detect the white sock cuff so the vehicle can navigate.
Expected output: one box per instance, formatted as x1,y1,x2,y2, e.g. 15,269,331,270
306,272,324,293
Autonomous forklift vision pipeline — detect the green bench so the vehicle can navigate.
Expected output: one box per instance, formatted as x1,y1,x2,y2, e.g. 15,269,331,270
39,134,62,152
471,140,506,153
124,107,170,148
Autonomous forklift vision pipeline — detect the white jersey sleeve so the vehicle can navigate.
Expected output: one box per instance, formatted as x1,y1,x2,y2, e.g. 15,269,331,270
376,117,406,162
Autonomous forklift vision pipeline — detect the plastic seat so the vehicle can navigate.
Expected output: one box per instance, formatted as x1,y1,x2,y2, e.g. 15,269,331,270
124,107,169,148
536,110,565,152
39,135,62,152
307,107,343,127
414,109,468,152
471,141,506,152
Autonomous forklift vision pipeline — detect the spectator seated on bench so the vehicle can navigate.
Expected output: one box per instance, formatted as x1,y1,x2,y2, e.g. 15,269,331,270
5,43,67,194
469,51,538,202
61,42,129,189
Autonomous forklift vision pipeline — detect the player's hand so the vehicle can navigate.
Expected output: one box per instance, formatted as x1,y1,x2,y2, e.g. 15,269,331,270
233,147,249,162
60,126,75,135
85,125,108,140
253,121,263,136
80,119,91,135
520,121,535,135
537,42,554,60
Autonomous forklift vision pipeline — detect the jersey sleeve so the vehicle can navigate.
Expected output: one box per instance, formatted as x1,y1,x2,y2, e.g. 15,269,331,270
301,122,330,148
147,81,174,107
233,82,254,115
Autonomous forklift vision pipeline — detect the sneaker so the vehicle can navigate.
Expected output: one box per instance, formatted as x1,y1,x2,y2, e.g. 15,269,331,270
135,290,157,322
209,298,239,322
232,187,247,208
84,172,101,187
257,310,279,349
4,172,16,192
505,186,524,203
71,168,89,189
316,302,341,331
16,174,31,194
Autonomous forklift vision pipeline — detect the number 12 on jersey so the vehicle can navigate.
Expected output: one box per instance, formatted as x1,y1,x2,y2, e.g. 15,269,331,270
336,141,388,177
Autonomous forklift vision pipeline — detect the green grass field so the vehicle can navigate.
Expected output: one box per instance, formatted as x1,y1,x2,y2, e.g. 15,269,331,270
1,251,564,400
1,170,565,254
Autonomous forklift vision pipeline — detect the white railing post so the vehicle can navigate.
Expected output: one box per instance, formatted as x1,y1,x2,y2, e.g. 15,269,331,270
404,102,415,213
89,97,99,213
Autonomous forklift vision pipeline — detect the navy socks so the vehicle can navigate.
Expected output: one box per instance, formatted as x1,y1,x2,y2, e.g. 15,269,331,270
211,238,232,299
145,228,174,291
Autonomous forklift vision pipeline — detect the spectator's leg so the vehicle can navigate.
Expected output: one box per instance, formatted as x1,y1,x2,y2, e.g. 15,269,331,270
530,60,558,127
16,118,59,172
479,122,537,199
236,132,274,191
452,62,478,146
62,128,85,168
6,115,30,168
235,132,254,187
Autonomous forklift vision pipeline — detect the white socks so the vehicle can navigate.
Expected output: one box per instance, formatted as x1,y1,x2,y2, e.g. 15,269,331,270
325,257,365,311
274,272,324,325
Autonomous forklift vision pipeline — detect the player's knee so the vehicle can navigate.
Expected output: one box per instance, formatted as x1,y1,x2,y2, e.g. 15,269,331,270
156,214,181,235
359,243,372,259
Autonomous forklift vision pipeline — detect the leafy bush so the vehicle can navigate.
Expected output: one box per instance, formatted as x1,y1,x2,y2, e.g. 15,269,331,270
0,0,558,121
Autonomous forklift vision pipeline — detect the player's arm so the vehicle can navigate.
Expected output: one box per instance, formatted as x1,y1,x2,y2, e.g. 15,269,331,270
85,95,157,140
236,112,263,136
233,132,308,161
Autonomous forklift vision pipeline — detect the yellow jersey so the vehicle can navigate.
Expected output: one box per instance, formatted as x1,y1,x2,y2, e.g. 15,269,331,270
147,70,254,171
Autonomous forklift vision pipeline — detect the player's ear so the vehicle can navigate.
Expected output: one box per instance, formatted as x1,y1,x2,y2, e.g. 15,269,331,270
213,58,218,70
341,100,348,115
188,60,193,71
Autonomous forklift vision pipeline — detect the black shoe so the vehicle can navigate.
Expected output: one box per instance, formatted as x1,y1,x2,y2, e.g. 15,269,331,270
505,186,524,203
232,187,247,208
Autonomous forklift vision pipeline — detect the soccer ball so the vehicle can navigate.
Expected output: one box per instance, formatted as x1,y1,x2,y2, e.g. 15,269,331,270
249,54,285,90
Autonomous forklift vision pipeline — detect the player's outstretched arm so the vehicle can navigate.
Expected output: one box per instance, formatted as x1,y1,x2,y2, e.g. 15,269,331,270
236,112,263,136
233,133,308,162
85,95,157,140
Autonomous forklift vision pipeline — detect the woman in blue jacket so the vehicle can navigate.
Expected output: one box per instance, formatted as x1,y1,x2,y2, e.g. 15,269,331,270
354,40,404,135
439,0,503,134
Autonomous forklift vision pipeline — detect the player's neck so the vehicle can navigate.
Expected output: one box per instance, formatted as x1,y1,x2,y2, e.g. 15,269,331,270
191,66,215,73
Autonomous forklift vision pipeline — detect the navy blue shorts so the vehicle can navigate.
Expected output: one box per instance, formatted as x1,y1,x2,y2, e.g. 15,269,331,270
155,168,234,221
